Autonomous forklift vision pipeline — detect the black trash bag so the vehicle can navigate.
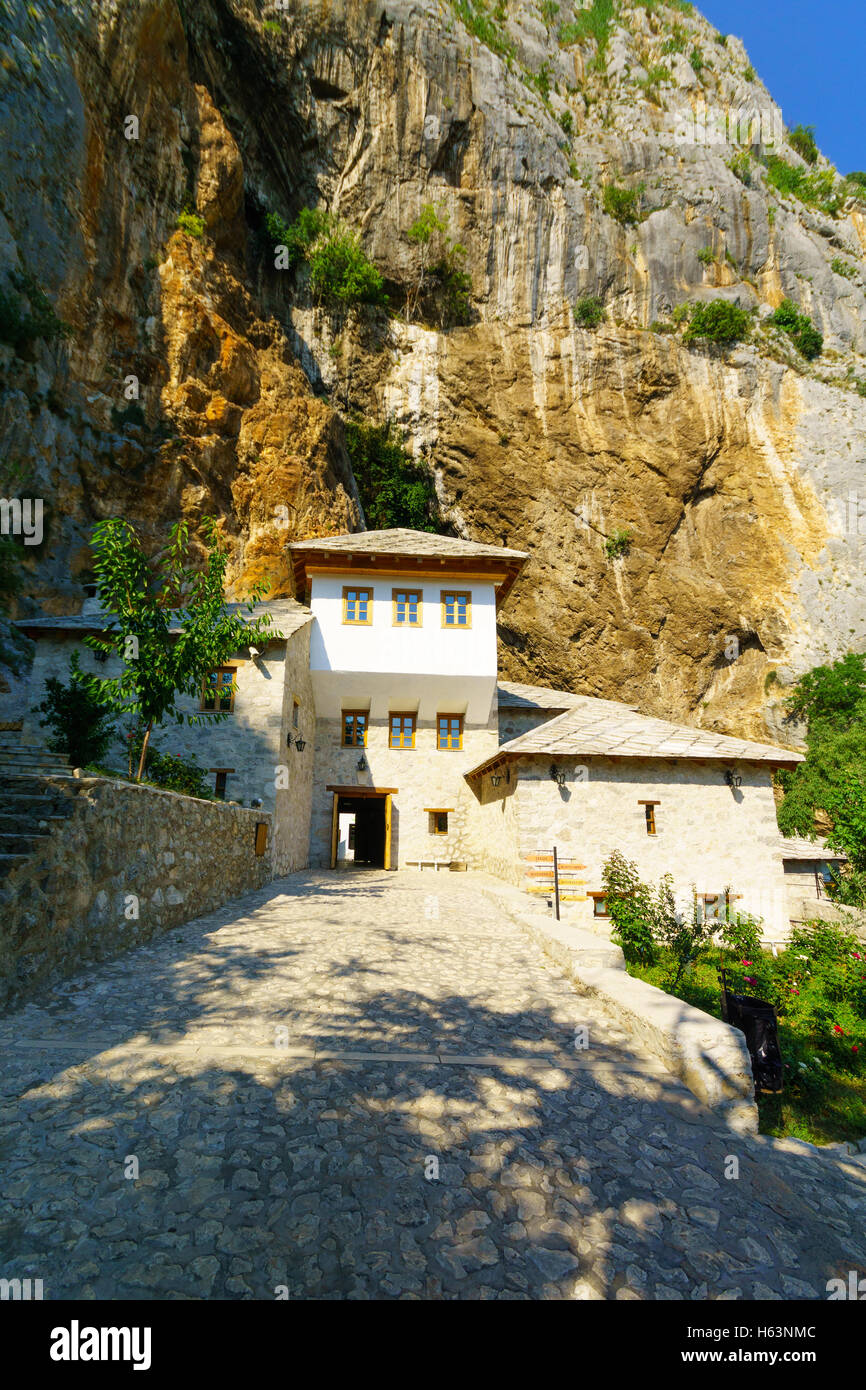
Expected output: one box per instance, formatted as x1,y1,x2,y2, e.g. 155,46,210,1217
720,973,784,1094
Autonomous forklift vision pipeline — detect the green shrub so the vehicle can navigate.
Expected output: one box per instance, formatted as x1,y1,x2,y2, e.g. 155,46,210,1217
0,270,72,353
176,210,205,238
846,171,866,188
684,299,752,345
789,123,818,165
661,24,686,54
262,18,281,34
38,659,116,768
649,319,677,333
573,295,604,329
307,229,385,307
559,109,574,135
604,526,632,559
602,181,644,224
765,156,840,214
689,47,703,74
769,299,823,360
697,245,715,265
264,207,331,268
831,257,857,281
728,150,752,186
668,0,693,12
344,418,443,532
714,31,727,45
601,851,657,964
744,63,755,82
134,738,214,798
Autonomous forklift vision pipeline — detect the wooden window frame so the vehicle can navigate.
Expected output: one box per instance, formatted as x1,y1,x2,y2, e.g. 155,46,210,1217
200,665,237,714
341,710,369,747
440,589,472,629
392,588,423,627
342,585,373,625
429,811,449,835
588,891,609,918
638,799,660,835
389,711,417,750
436,713,464,751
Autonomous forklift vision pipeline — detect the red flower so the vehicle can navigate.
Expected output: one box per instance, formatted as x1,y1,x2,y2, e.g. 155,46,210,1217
741,959,753,966
744,976,756,986
853,1045,860,1054
833,1025,844,1035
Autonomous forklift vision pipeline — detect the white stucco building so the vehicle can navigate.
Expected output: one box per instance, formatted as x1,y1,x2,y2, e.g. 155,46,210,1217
17,528,806,933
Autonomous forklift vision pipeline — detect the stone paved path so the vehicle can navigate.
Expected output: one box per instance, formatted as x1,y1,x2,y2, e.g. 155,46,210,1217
1,871,864,1300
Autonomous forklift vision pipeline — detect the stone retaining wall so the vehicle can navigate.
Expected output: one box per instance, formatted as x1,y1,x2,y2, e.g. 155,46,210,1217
481,879,759,1133
0,776,273,1009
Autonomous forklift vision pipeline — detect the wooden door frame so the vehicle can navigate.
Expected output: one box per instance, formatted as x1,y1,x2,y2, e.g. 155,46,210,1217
328,788,395,870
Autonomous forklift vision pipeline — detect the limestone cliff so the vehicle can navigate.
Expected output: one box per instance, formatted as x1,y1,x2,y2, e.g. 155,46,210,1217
1,0,864,741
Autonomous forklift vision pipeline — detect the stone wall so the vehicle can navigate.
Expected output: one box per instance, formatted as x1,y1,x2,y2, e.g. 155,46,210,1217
309,694,499,868
0,776,273,1008
480,755,790,935
20,621,314,874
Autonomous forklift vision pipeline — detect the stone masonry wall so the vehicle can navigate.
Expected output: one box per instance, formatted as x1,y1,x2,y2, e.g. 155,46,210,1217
480,755,789,935
309,694,500,868
0,776,273,1009
21,623,314,873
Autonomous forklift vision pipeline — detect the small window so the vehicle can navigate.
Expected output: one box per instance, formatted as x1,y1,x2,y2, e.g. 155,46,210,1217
292,699,300,729
213,770,229,800
639,800,659,835
392,589,422,626
343,586,373,625
389,712,416,749
697,892,735,923
201,667,236,713
441,590,471,628
430,811,449,834
437,714,463,750
589,892,609,918
342,711,368,747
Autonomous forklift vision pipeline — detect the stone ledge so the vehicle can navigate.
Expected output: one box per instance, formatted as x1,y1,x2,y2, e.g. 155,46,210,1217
482,880,758,1134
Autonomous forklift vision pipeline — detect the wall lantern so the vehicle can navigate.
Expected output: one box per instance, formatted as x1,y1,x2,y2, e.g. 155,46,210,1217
724,769,742,789
294,735,307,752
248,646,261,660
490,772,502,788
357,754,368,772
549,763,567,788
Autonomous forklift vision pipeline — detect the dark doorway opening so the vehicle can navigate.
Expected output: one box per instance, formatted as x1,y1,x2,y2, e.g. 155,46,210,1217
338,794,386,868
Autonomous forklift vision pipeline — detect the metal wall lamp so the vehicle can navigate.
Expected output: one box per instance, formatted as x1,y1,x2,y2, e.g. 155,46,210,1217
549,763,567,788
490,772,502,787
724,769,742,789
357,754,368,772
294,735,306,752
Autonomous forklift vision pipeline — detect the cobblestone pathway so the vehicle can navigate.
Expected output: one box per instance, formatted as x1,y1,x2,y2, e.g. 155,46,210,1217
1,872,864,1300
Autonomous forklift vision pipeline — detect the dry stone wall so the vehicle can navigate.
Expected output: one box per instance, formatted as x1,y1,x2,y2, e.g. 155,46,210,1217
0,776,273,1009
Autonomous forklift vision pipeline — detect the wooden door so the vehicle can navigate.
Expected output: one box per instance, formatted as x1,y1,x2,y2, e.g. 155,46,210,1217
384,793,392,870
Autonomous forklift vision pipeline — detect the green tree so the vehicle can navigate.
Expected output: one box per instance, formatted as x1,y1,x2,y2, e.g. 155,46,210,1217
405,203,472,328
344,419,443,532
777,653,866,902
38,660,116,768
789,124,818,165
77,518,277,781
684,299,752,345
769,299,823,360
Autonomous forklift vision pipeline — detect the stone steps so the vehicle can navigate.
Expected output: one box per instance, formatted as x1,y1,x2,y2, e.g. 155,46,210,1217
0,748,79,879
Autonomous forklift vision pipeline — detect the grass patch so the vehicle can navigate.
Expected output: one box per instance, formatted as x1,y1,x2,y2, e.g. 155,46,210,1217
604,527,632,560
764,155,841,215
176,210,205,238
559,0,616,58
451,0,515,59
832,257,857,281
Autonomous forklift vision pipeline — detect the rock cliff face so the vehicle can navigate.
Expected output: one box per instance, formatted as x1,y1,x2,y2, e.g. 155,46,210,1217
1,0,864,739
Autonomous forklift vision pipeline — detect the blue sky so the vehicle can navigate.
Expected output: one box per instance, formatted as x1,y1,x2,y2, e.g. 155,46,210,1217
699,0,865,174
